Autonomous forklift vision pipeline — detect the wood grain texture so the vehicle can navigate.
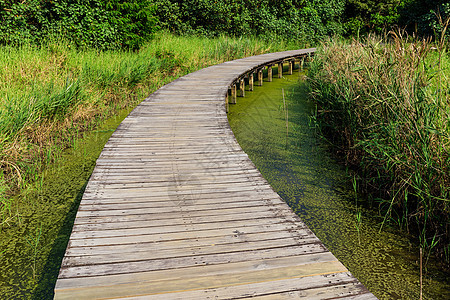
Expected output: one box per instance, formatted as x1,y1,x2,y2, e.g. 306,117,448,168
55,49,377,299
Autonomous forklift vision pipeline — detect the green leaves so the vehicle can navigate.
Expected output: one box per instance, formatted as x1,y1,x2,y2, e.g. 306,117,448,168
0,0,159,50
152,0,346,42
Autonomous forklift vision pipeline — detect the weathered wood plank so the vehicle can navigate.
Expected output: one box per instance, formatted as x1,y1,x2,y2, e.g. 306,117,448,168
68,217,300,240
59,244,330,278
56,253,340,289
65,233,317,257
112,272,359,300
62,239,324,267
66,224,311,249
55,261,349,299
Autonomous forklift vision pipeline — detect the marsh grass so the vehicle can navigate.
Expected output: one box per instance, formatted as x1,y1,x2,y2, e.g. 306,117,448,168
308,31,449,265
0,32,297,227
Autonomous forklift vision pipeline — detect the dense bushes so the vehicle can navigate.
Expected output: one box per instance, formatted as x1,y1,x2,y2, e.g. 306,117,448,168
343,0,450,37
153,0,345,42
153,0,448,42
1,1,447,48
0,0,158,49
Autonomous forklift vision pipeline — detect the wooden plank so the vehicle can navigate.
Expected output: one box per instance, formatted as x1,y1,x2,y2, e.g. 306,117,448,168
65,223,311,249
56,252,338,290
62,239,323,267
239,283,369,299
68,217,300,240
65,233,318,257
70,210,299,231
55,261,348,299
59,244,329,278
73,206,289,223
71,204,298,225
112,272,359,300
77,197,285,212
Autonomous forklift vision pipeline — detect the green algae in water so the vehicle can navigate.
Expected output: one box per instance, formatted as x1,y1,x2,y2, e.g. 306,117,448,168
227,73,450,300
0,109,131,299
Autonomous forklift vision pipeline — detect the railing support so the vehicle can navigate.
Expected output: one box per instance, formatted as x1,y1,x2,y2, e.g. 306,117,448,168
267,65,272,82
258,69,263,86
239,79,245,97
278,62,283,78
225,93,229,112
249,73,254,91
230,84,237,104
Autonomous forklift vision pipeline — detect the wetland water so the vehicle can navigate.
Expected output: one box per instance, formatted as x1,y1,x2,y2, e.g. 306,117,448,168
0,109,131,298
227,72,449,300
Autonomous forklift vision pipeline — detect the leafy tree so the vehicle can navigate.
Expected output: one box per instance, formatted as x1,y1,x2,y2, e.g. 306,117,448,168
398,0,449,37
343,0,406,34
0,0,158,49
153,0,346,42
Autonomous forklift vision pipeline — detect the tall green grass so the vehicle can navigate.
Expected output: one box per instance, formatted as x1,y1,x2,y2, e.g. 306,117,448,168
307,32,449,264
0,32,299,226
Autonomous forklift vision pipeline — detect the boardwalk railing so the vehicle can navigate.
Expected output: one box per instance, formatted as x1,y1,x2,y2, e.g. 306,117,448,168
54,49,377,299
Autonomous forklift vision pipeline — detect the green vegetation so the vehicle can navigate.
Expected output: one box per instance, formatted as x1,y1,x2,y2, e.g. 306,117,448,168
154,0,449,40
343,0,450,35
1,0,446,47
0,0,158,49
307,31,449,264
154,0,345,42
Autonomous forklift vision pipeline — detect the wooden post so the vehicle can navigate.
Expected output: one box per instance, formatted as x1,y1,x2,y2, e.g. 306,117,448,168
300,57,305,70
278,62,283,78
258,69,263,86
249,73,254,91
239,78,245,97
225,93,229,113
267,65,272,82
288,60,293,75
230,84,237,104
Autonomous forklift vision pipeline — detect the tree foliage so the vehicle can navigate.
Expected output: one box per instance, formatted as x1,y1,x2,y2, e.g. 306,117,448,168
0,0,447,49
153,0,345,42
342,0,450,37
0,0,158,49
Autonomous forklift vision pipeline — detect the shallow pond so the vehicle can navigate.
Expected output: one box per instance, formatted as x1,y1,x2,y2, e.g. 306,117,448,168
0,109,131,299
227,72,449,300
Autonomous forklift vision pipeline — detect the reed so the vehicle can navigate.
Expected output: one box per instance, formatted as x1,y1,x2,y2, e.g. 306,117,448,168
307,30,449,264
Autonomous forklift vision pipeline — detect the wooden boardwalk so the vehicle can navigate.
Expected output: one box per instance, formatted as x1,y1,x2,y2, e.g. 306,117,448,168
54,50,376,299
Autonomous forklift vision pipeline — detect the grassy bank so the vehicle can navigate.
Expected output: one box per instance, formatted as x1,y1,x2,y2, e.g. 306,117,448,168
0,32,298,297
307,33,449,266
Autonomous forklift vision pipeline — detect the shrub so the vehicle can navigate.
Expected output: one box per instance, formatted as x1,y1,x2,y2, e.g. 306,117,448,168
0,0,158,50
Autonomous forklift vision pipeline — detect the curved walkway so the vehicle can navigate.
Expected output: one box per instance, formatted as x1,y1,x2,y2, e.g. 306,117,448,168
55,50,376,299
